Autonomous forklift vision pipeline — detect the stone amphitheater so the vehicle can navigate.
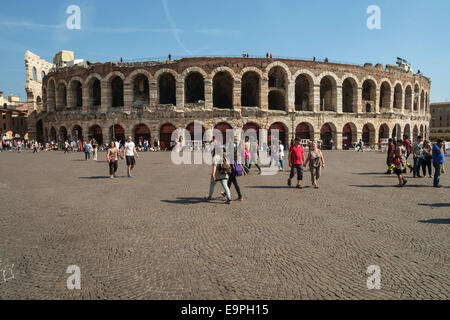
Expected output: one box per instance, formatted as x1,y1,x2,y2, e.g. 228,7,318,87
24,51,431,150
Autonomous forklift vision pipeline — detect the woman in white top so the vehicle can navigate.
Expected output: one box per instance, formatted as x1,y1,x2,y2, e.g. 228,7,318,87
278,141,285,171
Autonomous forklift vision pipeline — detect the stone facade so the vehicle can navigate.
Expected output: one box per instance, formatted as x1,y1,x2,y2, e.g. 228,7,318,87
28,56,431,149
430,102,450,140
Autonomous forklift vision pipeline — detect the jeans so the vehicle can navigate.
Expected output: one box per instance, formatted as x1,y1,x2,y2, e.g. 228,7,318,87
279,156,284,170
227,175,242,198
209,179,231,200
433,162,442,186
413,157,422,177
85,152,91,160
422,157,432,176
289,164,303,181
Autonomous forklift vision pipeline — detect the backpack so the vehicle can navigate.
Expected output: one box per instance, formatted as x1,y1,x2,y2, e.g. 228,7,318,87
218,158,232,175
232,162,243,176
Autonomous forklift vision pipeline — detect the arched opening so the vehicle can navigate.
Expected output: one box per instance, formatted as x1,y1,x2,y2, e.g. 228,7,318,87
185,72,205,104
379,81,391,110
404,85,412,110
413,125,419,141
404,124,411,139
425,92,429,112
89,125,103,145
420,91,425,112
392,124,402,140
159,73,176,105
394,84,402,109
342,78,357,113
320,76,336,111
420,124,424,137
362,79,376,112
47,80,56,111
36,96,42,109
58,126,68,148
72,125,83,141
36,120,44,143
110,124,125,145
32,67,37,81
268,122,288,146
50,127,57,142
320,123,336,150
268,67,288,111
214,122,233,145
132,74,150,108
414,84,419,111
186,122,206,148
87,78,101,108
56,83,67,110
213,71,233,108
295,74,313,111
243,122,260,142
295,122,313,140
111,76,124,108
41,71,45,81
378,124,389,140
241,71,260,107
160,123,176,150
362,124,375,145
342,123,357,150
134,124,151,145
70,80,83,108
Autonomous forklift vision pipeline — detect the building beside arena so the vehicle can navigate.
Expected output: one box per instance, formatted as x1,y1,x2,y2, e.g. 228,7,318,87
430,102,450,140
24,51,431,150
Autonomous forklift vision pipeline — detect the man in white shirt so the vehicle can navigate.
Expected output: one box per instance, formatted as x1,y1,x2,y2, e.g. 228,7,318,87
122,136,139,178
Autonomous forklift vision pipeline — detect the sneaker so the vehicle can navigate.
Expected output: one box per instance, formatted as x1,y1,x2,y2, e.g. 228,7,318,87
287,178,292,187
402,179,408,186
110,175,114,179
128,175,134,178
296,182,302,189
203,196,212,202
237,197,243,201
225,199,231,204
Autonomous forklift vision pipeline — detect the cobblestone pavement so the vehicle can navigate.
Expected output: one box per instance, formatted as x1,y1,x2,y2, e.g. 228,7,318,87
0,149,448,299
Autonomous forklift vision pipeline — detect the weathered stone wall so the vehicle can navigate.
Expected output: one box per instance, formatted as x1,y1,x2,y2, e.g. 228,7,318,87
35,57,431,148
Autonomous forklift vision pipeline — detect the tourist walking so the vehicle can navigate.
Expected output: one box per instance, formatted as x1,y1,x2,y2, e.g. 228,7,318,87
123,136,139,178
421,140,433,178
64,140,70,154
278,141,285,171
392,148,408,187
204,147,231,204
248,138,262,174
432,139,446,188
83,140,91,160
385,138,395,174
288,137,305,189
412,136,424,178
92,139,98,161
107,141,121,179
222,148,246,201
304,141,325,189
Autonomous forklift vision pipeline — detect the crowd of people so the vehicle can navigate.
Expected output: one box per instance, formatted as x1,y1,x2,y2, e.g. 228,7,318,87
385,135,446,188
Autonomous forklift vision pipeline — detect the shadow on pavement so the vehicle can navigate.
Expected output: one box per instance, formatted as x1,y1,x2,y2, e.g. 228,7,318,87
248,185,311,189
418,219,450,225
161,197,206,204
350,184,430,188
78,176,116,179
418,203,450,208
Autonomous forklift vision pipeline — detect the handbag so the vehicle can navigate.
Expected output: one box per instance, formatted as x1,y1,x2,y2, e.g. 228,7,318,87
233,162,243,176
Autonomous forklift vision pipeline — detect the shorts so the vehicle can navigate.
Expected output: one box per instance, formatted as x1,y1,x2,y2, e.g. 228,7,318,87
126,156,136,166
393,168,403,176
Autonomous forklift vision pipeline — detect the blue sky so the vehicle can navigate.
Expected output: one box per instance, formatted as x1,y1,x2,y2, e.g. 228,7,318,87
0,0,449,102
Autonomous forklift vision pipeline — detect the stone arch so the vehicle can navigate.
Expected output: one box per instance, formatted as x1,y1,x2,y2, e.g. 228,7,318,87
342,122,357,150
404,123,411,139
159,123,177,150
157,72,177,105
404,84,412,110
184,71,205,104
393,82,403,110
268,66,289,111
379,80,392,110
72,125,83,141
420,124,424,137
294,73,314,111
68,77,83,108
264,61,292,80
268,121,289,146
414,84,420,111
55,81,68,111
362,78,376,112
213,121,234,145
110,124,125,145
134,123,151,144
58,126,68,145
362,123,376,145
413,124,419,141
47,78,56,111
296,122,314,140
392,123,402,140
186,122,206,143
50,126,57,141
88,124,103,145
85,73,102,108
342,77,358,113
241,71,260,107
213,70,233,108
318,73,338,111
378,123,390,139
240,67,265,80
420,90,425,112
320,122,337,150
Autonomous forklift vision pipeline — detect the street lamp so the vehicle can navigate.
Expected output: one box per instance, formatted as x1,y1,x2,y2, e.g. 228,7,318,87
290,110,296,146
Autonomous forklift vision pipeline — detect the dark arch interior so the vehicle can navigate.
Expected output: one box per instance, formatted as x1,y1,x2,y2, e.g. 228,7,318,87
241,72,260,107
185,72,205,104
159,73,176,105
92,79,101,106
57,84,67,110
320,77,334,111
133,75,149,107
404,86,412,110
213,72,233,108
295,75,312,111
394,84,402,109
268,90,285,111
379,82,391,110
89,125,103,145
111,77,124,108
342,79,356,113
72,81,82,108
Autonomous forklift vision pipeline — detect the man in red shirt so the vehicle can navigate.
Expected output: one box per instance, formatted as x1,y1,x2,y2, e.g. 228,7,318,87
288,137,305,188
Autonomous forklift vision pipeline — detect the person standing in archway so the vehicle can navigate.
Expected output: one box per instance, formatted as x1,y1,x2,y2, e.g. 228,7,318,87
123,136,139,178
